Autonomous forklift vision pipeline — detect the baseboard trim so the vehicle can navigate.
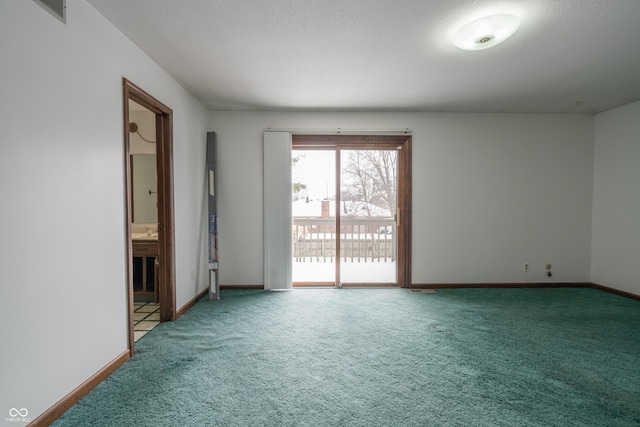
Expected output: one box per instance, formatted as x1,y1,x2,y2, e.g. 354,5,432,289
410,282,593,289
220,283,599,290
410,282,640,301
176,288,209,319
30,350,130,427
591,283,640,302
220,284,264,290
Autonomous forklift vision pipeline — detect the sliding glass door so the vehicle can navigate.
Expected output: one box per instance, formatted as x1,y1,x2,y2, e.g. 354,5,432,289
292,149,336,285
339,149,397,284
291,135,411,287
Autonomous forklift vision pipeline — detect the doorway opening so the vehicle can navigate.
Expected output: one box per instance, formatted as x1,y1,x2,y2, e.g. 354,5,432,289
129,99,160,341
123,79,176,354
292,135,412,288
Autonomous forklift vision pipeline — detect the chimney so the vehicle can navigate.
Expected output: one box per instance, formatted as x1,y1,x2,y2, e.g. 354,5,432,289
321,199,330,218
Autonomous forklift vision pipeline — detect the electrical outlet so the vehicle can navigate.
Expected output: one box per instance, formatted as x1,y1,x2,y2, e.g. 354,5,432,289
523,262,530,272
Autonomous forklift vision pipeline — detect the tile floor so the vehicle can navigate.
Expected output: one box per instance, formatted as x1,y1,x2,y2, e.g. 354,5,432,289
134,301,160,342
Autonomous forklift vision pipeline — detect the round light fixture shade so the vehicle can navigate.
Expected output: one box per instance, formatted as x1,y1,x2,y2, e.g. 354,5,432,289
453,14,521,51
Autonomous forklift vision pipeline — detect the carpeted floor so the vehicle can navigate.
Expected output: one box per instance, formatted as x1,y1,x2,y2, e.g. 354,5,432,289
54,288,640,426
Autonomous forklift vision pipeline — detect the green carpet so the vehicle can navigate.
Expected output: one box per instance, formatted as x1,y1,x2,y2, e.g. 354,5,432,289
54,288,640,426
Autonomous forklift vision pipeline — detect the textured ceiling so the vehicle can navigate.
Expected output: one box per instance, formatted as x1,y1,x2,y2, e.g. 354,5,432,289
86,0,640,113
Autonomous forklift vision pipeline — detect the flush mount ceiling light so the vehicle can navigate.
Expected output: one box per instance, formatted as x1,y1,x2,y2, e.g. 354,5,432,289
453,14,521,51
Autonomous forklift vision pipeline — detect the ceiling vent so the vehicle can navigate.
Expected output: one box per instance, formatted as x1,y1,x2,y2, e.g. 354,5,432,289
34,0,66,24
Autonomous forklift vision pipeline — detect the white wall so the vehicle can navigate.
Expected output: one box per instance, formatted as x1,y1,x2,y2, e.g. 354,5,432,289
0,0,209,421
592,101,640,294
209,111,594,286
129,108,156,155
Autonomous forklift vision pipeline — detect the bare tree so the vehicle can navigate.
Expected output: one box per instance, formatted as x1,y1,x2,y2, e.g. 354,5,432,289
341,150,397,216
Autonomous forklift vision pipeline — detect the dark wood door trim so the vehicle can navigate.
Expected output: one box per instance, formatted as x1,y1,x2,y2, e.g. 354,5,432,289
292,134,412,288
123,78,176,355
335,147,341,286
397,137,412,287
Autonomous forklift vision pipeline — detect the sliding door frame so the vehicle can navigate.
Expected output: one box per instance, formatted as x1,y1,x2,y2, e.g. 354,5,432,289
292,135,412,287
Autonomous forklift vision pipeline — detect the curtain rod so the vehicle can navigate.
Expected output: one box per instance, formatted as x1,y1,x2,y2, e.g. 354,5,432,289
264,128,412,135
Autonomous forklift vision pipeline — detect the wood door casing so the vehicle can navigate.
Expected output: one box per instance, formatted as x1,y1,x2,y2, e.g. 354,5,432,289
123,78,176,355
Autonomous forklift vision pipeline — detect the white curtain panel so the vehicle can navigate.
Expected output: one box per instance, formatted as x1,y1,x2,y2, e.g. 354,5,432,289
263,131,292,290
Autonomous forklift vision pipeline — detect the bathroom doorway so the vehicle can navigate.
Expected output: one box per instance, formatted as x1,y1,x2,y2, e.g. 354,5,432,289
129,100,159,341
123,79,176,354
